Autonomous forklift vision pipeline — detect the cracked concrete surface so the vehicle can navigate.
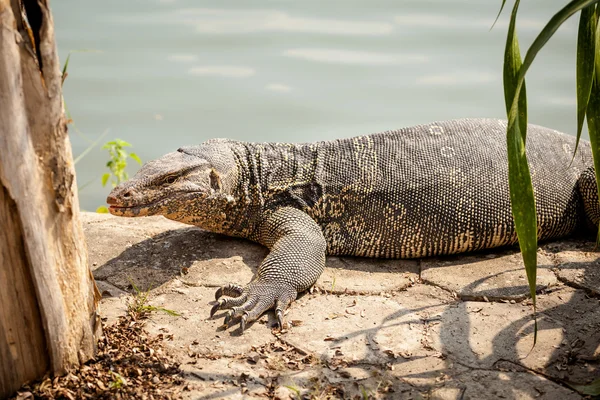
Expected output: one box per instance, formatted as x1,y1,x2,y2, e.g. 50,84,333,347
83,212,600,399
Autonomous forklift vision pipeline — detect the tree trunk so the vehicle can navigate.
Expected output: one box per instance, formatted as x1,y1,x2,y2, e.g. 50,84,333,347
0,0,101,397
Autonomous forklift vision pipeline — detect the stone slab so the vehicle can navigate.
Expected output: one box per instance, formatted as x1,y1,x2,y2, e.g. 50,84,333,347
551,247,600,296
457,370,580,400
282,285,453,365
181,357,425,400
84,212,266,291
534,286,600,383
421,249,557,301
84,212,597,397
95,280,127,298
178,248,265,290
82,213,183,268
427,300,569,375
143,282,275,358
180,360,270,399
317,256,420,294
85,213,422,296
97,295,128,326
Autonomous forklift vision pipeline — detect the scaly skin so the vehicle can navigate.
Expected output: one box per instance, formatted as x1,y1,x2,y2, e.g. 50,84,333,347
107,118,598,331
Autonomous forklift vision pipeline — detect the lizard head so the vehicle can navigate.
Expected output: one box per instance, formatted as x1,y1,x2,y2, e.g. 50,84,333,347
106,141,238,225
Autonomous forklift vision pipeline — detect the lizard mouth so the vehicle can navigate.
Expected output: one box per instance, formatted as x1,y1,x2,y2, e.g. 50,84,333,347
107,197,167,216
107,191,206,216
108,203,154,216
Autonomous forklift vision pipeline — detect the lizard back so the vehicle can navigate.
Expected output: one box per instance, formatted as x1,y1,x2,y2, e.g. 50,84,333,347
242,118,592,258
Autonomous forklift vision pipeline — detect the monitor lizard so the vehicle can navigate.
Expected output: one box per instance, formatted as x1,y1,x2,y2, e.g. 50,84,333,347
107,118,599,331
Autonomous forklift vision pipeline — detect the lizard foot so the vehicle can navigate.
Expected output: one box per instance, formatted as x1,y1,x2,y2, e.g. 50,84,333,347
214,283,244,300
210,281,297,332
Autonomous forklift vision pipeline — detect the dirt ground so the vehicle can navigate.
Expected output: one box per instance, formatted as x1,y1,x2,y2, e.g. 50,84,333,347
82,212,600,399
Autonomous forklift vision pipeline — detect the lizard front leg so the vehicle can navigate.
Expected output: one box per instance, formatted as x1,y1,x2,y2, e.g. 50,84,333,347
210,207,326,331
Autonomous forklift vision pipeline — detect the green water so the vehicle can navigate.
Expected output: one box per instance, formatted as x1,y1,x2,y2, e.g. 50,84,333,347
52,0,580,211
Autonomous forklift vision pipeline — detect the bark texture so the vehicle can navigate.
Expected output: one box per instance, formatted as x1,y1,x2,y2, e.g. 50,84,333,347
0,0,100,397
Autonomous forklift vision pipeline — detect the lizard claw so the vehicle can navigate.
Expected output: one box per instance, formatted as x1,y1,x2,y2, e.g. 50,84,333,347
276,309,285,330
211,281,297,332
209,292,248,319
214,284,244,301
223,310,235,327
240,314,248,332
209,301,221,318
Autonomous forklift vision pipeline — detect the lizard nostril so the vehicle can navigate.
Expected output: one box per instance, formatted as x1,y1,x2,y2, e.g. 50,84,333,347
122,190,133,199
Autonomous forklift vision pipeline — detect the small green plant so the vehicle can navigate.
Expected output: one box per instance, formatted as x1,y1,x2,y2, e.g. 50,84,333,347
96,139,142,213
108,371,127,389
360,385,370,400
101,139,142,188
498,0,600,346
570,379,600,395
283,383,302,400
127,280,180,320
497,2,600,394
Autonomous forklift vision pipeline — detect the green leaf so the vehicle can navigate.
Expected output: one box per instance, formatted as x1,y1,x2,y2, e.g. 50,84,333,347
574,5,597,156
508,0,600,124
150,306,181,317
60,49,102,86
492,0,508,29
101,173,110,187
129,152,142,165
116,139,132,147
61,54,71,78
570,377,600,395
504,0,528,139
502,0,600,346
96,206,109,213
63,99,72,123
503,0,538,343
61,53,71,86
586,10,600,247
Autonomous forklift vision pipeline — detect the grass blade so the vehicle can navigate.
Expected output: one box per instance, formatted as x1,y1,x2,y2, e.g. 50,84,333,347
503,0,538,342
570,377,600,395
101,173,110,187
60,48,101,86
73,128,110,165
129,152,142,165
574,5,597,156
492,0,508,29
508,0,600,124
504,0,528,139
61,53,71,86
503,0,600,345
586,6,600,247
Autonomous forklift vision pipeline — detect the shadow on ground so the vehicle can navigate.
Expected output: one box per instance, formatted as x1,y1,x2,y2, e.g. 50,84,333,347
84,213,600,399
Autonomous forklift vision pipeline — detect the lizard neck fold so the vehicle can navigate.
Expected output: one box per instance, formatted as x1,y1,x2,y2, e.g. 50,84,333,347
227,141,323,240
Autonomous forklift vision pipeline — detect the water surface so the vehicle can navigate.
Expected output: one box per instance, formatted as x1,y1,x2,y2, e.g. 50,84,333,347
52,0,580,211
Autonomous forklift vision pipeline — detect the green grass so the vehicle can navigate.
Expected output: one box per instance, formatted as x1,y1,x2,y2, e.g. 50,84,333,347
127,280,180,319
283,383,302,400
499,0,600,338
499,1,600,394
108,372,127,390
96,139,142,213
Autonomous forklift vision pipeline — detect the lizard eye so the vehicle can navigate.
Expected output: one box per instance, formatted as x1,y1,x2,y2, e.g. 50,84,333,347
165,175,177,184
